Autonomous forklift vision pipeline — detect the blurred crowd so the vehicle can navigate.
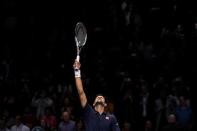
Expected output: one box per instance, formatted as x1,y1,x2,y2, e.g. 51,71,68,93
1,0,197,131
0,59,195,131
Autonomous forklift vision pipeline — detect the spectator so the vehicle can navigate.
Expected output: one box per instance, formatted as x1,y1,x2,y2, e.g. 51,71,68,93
58,111,76,131
162,114,179,131
10,115,30,131
144,120,153,131
31,119,45,131
31,90,53,119
0,119,10,131
154,85,166,131
121,121,131,131
60,97,74,120
41,107,57,131
165,94,179,117
76,119,84,131
23,107,37,129
176,96,192,131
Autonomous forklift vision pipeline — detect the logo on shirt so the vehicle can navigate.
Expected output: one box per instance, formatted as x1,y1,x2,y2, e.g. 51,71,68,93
105,116,109,120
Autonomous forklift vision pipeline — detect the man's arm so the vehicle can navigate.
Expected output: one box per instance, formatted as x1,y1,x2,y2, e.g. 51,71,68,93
73,60,87,108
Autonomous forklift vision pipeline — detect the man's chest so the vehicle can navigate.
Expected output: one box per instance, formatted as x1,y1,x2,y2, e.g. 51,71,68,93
90,114,112,130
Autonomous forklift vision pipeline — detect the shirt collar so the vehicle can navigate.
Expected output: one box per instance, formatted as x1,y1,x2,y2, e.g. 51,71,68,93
16,123,23,127
95,111,107,116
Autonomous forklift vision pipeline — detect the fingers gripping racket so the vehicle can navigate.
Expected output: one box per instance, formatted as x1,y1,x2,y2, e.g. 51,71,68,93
75,22,87,62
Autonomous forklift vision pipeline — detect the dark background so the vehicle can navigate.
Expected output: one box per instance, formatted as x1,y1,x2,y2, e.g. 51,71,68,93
0,0,197,130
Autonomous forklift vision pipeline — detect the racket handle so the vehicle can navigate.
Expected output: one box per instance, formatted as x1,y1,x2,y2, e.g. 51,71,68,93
76,55,80,62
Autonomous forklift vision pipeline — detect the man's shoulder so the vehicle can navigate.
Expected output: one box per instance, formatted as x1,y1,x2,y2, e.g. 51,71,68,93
32,126,44,131
69,120,76,125
22,124,30,130
11,125,17,129
59,121,63,126
106,113,119,125
106,113,116,119
59,121,76,126
82,103,94,113
83,103,91,109
11,124,30,130
162,124,179,131
68,120,76,128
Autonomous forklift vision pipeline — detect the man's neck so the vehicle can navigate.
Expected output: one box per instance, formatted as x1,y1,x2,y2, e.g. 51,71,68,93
64,120,70,124
95,105,105,115
16,123,22,127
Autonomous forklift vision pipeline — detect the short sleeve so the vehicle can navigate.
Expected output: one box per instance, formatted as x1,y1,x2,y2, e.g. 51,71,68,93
110,114,120,131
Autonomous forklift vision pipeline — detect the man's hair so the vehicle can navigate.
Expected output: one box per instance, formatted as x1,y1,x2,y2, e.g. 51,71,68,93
95,94,106,99
94,94,107,107
62,109,70,114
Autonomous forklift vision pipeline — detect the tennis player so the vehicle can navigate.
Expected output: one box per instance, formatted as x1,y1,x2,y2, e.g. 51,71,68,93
73,60,120,131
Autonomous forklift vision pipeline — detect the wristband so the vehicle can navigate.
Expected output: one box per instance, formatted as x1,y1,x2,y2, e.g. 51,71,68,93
74,69,81,78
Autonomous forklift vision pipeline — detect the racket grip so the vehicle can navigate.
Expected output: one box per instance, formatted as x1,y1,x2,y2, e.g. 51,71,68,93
76,55,80,62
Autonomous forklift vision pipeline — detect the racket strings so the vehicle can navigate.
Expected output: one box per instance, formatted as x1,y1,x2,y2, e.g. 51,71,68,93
74,22,87,61
75,22,87,47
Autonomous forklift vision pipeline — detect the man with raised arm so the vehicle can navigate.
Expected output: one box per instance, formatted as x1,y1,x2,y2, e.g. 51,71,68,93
73,60,120,131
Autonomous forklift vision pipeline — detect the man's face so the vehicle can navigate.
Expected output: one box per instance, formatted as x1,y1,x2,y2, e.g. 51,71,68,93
180,96,187,106
62,111,70,122
145,120,152,129
16,115,21,126
93,95,106,107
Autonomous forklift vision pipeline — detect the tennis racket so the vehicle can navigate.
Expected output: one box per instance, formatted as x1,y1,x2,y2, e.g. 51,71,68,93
74,22,87,62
